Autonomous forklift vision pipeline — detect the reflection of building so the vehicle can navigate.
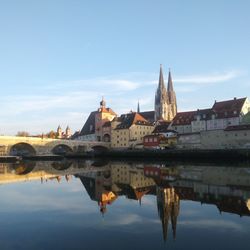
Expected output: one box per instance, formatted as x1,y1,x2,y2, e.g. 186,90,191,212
145,165,250,217
78,163,155,213
77,167,119,215
110,163,155,201
2,160,250,243
157,187,179,241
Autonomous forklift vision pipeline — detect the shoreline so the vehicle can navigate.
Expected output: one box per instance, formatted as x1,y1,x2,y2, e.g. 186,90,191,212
1,148,250,163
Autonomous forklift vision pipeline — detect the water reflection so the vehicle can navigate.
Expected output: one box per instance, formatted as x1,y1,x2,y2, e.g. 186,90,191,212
0,160,250,245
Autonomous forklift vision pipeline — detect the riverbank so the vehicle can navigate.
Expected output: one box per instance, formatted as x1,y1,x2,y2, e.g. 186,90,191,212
89,148,250,162
1,148,250,163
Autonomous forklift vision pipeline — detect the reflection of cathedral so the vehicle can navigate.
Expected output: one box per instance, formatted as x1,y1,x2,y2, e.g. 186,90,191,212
77,163,155,214
156,187,179,241
1,161,250,243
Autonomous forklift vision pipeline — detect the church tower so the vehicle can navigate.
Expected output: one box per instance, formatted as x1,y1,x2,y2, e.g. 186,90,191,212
154,65,177,121
57,125,63,139
167,70,177,121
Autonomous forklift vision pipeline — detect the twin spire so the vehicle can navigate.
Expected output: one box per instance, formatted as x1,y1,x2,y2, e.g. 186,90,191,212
159,64,173,92
155,64,177,121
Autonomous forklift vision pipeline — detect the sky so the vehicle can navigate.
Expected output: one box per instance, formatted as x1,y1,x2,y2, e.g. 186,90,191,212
0,0,250,135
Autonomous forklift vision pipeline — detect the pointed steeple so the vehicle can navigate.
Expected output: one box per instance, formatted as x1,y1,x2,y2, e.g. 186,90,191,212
137,100,140,113
167,69,174,92
155,64,169,121
159,64,166,90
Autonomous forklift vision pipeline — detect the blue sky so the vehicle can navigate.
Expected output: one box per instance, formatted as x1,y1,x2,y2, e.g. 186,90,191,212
0,0,250,135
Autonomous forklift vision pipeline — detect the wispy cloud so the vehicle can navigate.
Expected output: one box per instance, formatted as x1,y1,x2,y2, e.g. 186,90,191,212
0,69,247,135
174,70,244,84
150,70,245,86
44,76,141,92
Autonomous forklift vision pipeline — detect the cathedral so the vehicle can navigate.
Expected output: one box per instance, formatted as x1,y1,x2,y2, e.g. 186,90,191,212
155,65,177,121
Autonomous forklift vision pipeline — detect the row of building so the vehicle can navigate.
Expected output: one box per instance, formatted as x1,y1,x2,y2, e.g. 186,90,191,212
73,65,250,149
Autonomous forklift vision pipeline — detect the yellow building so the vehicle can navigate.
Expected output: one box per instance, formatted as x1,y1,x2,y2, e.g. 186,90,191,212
111,112,154,148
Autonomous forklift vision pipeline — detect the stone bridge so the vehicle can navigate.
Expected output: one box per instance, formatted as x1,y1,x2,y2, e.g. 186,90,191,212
0,136,110,156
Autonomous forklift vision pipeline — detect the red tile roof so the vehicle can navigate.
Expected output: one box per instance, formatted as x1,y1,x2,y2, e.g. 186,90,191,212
139,111,155,123
116,112,153,129
99,107,117,116
171,111,197,126
212,97,246,119
152,121,172,133
172,98,247,126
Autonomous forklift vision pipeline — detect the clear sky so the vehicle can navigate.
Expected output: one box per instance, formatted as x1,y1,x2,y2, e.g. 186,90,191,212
0,0,250,135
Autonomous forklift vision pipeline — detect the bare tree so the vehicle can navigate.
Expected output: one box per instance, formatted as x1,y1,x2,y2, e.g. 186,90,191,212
16,131,30,137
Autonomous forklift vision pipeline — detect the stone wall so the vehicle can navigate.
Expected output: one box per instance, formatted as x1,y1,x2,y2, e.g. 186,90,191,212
201,129,250,149
177,133,201,149
176,127,250,149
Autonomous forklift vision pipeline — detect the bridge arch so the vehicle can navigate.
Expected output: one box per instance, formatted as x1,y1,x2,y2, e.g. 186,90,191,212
12,161,36,175
52,161,73,170
52,144,73,156
10,143,36,157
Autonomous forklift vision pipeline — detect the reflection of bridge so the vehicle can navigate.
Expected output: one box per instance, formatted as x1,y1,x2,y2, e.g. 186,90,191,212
0,160,110,184
0,136,110,156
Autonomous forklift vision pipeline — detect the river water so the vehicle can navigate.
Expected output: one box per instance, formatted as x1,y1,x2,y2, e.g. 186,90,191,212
0,159,250,250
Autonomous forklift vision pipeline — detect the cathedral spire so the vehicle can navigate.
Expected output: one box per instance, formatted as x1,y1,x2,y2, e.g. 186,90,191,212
159,64,166,90
167,69,174,92
137,100,140,113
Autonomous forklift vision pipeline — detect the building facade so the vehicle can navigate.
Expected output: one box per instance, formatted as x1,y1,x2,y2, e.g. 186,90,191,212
56,125,72,139
170,97,250,134
78,98,116,141
111,112,154,148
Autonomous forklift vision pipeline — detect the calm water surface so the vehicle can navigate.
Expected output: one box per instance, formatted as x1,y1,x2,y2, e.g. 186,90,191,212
0,160,250,250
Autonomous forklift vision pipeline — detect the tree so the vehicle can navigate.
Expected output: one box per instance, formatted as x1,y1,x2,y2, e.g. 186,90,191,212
47,130,56,139
16,131,30,137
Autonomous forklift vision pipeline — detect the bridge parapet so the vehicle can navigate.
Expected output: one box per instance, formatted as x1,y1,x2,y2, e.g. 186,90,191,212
0,136,110,156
